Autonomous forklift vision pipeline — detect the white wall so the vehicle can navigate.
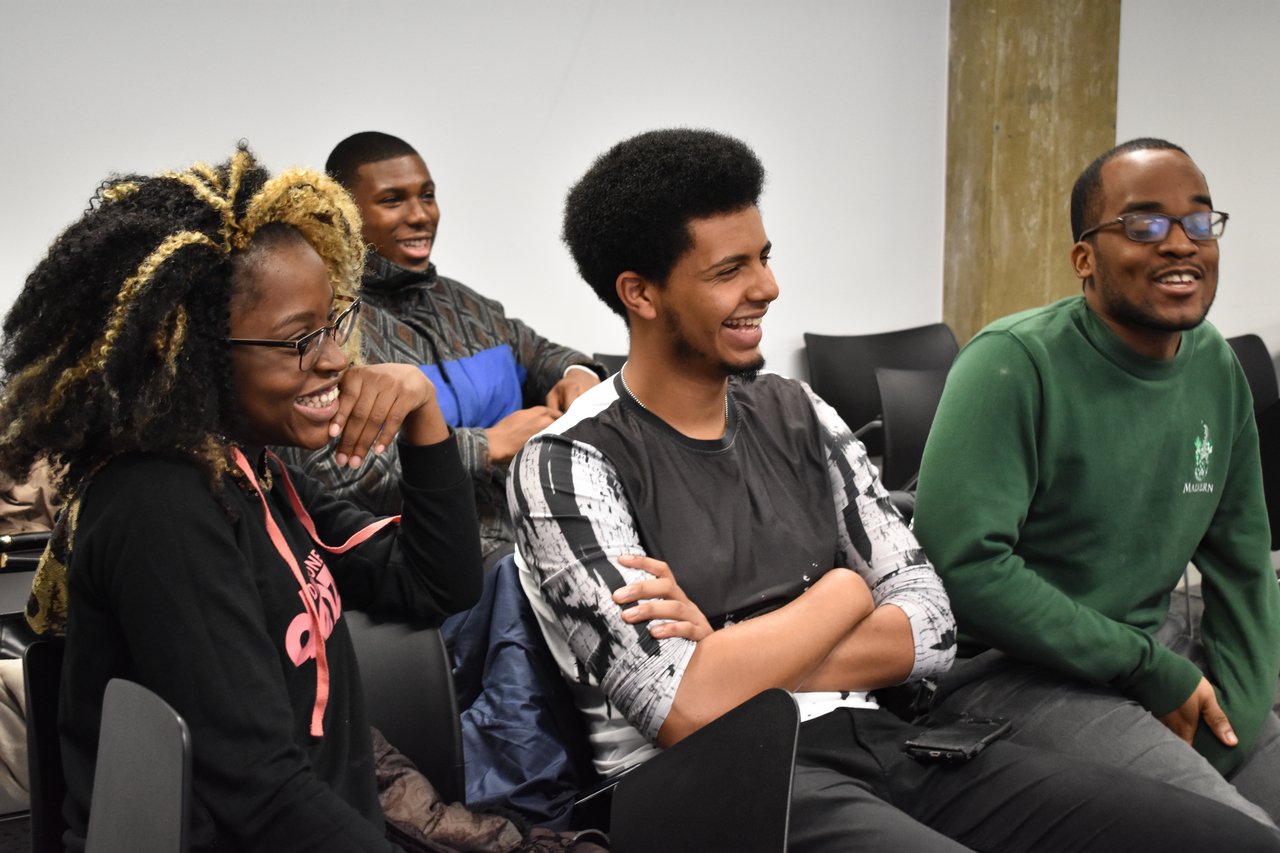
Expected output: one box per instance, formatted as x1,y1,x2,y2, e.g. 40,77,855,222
0,0,950,381
5,2,1278,381
1117,0,1280,352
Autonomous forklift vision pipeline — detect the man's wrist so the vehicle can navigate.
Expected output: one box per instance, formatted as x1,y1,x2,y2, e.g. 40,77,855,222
1128,648,1204,717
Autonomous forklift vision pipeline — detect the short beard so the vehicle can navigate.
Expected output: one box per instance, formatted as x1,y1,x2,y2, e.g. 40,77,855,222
1104,292,1213,333
669,316,765,382
1091,251,1215,333
728,356,764,383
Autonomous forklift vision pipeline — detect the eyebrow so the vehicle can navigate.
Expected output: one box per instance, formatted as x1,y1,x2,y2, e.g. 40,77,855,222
267,311,321,337
375,180,435,197
702,241,773,275
265,292,337,337
1120,194,1213,213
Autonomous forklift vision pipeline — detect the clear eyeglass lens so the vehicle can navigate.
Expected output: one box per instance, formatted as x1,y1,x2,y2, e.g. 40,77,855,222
1200,212,1227,238
333,304,358,345
1122,214,1168,242
298,303,359,370
1123,211,1222,242
298,331,326,371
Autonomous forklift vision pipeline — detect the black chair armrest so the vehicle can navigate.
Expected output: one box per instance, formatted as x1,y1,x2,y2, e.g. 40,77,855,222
851,418,883,441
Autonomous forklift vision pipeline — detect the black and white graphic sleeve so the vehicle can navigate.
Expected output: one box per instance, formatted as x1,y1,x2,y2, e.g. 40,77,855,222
804,383,956,679
509,433,695,742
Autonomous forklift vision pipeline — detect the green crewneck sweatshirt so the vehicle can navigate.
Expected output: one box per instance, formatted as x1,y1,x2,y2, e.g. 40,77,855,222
914,296,1280,775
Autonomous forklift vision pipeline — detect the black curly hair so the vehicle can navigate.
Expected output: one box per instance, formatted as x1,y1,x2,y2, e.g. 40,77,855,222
0,146,365,500
1070,137,1190,242
562,128,765,321
326,131,420,191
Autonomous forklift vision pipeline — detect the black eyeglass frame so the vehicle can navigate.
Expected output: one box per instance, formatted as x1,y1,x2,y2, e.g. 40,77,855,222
226,295,361,371
1077,210,1229,243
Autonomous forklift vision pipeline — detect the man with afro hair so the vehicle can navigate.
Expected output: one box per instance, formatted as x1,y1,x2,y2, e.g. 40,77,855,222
507,128,1280,851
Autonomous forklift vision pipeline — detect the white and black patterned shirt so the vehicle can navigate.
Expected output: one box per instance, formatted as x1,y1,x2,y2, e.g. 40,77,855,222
508,373,955,776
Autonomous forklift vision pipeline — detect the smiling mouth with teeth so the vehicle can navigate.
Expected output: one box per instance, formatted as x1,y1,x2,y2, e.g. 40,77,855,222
1156,272,1198,284
298,386,339,408
724,318,763,328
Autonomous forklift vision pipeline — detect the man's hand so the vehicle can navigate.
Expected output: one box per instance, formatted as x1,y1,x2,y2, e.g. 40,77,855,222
486,406,562,465
545,369,600,413
613,554,713,641
1159,676,1238,748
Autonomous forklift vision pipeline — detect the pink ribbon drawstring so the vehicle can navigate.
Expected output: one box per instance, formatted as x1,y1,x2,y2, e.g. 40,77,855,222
233,448,399,737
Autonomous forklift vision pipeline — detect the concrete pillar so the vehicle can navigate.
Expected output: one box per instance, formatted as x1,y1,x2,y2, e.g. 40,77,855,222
945,0,1120,342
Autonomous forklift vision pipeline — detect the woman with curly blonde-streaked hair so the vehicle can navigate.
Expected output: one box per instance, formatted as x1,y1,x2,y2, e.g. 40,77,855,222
0,146,484,852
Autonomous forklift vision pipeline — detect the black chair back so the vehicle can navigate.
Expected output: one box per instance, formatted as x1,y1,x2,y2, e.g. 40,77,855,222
804,324,958,456
610,688,799,853
1257,399,1280,552
877,367,951,492
84,678,191,853
1227,334,1280,415
24,638,66,853
592,353,627,376
345,611,465,804
1226,334,1280,550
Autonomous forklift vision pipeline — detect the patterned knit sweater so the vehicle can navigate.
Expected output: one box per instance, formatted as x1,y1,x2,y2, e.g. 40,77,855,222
280,254,597,557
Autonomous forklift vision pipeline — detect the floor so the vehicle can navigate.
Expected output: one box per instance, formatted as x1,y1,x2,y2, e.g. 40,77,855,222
0,813,27,852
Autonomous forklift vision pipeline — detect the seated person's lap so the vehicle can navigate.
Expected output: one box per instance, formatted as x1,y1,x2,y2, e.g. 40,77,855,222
789,707,1280,852
936,648,1279,828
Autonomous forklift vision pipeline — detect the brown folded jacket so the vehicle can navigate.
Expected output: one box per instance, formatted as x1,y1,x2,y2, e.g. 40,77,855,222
0,459,60,535
372,728,609,853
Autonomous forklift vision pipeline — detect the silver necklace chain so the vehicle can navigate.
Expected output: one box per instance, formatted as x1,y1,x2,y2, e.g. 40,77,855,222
619,364,730,422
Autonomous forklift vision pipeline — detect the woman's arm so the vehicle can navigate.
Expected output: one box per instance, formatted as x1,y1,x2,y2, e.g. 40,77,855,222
288,363,483,620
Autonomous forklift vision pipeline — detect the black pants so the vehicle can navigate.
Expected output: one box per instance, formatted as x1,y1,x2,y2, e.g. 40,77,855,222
786,708,1280,852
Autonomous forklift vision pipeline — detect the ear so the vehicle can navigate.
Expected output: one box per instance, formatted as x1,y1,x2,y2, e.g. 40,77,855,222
616,271,659,322
1071,240,1094,284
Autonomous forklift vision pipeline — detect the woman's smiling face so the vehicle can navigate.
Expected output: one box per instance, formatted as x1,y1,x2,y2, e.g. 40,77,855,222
228,233,349,452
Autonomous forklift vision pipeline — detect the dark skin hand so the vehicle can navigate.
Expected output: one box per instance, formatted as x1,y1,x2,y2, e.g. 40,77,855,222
545,369,600,413
485,405,562,465
486,371,601,465
1158,676,1237,748
330,363,449,467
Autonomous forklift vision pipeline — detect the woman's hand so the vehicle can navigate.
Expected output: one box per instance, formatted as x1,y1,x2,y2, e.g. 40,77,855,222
613,554,714,641
330,364,449,467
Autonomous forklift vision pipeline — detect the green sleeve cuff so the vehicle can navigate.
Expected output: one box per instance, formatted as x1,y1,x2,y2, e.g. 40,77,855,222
1125,645,1203,717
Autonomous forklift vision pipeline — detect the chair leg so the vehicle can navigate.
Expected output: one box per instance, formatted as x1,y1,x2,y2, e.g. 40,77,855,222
1181,566,1194,640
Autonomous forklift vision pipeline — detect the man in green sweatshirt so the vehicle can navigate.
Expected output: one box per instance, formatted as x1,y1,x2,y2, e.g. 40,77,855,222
914,138,1280,826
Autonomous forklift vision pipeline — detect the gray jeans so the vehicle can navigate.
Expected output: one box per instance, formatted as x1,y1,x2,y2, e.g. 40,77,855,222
934,614,1280,828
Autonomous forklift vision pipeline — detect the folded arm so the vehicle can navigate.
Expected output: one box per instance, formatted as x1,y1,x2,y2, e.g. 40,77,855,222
657,566,873,744
511,388,951,752
801,384,957,690
513,435,883,747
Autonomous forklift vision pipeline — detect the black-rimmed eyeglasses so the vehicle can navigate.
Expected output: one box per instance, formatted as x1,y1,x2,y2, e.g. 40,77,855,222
1078,210,1229,243
226,295,361,371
